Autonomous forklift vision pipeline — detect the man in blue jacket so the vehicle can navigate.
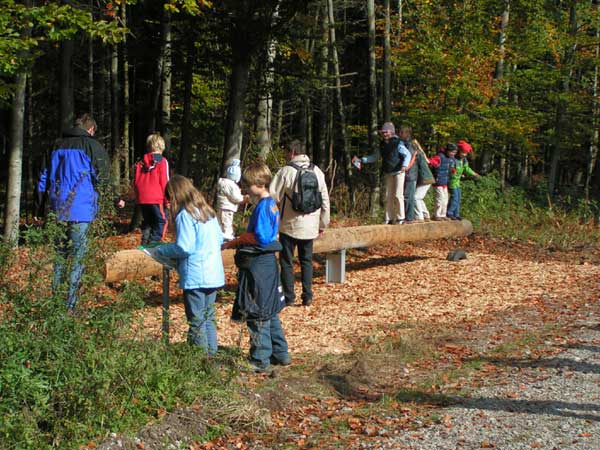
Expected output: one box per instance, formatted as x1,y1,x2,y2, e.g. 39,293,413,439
36,113,124,314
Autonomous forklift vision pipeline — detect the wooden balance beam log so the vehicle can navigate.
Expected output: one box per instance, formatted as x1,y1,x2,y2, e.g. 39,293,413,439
104,220,473,284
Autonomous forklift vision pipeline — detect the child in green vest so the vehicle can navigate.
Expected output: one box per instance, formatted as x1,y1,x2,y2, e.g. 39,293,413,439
447,140,480,220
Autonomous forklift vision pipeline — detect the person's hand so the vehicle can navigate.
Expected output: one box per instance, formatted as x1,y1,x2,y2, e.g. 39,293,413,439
400,167,407,173
222,240,236,250
116,199,126,209
242,194,250,204
317,229,325,238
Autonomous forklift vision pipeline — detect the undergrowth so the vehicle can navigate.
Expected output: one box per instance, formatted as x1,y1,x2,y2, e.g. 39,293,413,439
0,217,235,449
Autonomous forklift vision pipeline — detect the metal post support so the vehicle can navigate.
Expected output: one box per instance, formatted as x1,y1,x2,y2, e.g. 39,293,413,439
325,249,346,284
162,266,171,343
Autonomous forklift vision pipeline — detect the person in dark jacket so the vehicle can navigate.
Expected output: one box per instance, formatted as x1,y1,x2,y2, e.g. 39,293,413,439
36,113,124,314
223,162,290,373
134,133,170,244
428,143,458,221
360,122,411,224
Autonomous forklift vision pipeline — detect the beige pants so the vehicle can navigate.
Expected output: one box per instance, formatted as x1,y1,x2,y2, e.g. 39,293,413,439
415,184,431,220
384,171,406,223
217,209,235,240
433,186,448,219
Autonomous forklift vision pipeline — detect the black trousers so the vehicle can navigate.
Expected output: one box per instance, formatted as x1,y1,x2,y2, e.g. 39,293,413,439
140,204,168,245
279,233,314,304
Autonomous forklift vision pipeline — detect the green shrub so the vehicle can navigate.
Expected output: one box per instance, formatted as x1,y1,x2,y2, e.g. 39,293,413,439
0,222,234,449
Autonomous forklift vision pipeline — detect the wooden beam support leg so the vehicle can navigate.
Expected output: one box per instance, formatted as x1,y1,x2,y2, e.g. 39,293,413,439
326,249,346,284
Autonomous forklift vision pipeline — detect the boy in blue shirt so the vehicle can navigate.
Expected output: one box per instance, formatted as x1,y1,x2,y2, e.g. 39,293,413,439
224,162,290,373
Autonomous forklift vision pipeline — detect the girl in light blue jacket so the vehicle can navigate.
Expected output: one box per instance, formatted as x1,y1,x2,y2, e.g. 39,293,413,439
156,175,225,354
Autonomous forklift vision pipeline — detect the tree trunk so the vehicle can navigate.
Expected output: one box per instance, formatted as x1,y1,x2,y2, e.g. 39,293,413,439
383,0,392,122
179,40,195,176
160,9,172,151
256,38,276,160
4,71,27,246
315,2,330,169
222,52,251,170
549,0,577,195
111,42,121,183
60,39,75,133
367,0,380,217
273,99,285,150
586,0,600,201
122,3,130,182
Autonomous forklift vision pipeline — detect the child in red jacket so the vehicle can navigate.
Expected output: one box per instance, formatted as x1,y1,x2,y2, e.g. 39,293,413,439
134,133,170,245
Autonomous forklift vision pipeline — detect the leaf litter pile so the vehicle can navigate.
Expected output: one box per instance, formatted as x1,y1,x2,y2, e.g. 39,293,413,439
133,234,600,356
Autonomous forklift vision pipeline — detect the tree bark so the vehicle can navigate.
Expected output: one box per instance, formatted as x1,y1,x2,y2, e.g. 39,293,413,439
179,40,195,176
383,0,392,122
315,2,330,169
111,42,121,182
256,38,276,160
367,0,380,217
4,71,27,246
122,3,130,182
586,0,600,201
60,39,75,133
160,9,172,151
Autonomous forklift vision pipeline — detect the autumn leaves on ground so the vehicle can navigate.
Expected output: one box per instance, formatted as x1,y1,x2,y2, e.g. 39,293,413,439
103,230,600,449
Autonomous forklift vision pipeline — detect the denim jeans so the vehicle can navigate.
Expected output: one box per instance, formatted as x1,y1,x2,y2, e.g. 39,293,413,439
447,188,462,218
53,221,90,311
183,288,218,355
404,180,417,221
247,314,289,369
140,204,168,244
279,233,313,304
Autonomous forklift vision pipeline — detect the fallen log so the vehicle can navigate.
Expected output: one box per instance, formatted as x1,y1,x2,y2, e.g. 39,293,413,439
104,220,473,283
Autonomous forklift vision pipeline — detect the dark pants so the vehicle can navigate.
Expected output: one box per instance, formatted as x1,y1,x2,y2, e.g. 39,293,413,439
247,314,289,369
279,233,314,304
404,179,417,221
140,204,167,245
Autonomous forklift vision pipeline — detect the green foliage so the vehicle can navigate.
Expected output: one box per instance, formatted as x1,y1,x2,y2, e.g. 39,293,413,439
0,223,234,449
460,174,600,249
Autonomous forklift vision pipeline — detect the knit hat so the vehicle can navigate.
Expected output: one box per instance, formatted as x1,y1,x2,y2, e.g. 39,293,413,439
456,140,473,153
226,159,242,183
380,122,395,133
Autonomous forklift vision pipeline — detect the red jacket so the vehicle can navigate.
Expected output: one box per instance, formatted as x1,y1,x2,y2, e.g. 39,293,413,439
134,153,169,204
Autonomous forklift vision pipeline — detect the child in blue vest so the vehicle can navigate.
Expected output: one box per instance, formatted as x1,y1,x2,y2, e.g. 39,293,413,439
153,175,225,355
429,143,457,220
223,162,290,373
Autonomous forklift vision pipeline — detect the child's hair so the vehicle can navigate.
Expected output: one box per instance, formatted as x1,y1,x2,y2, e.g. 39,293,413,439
166,175,215,223
243,162,272,188
146,133,166,153
398,124,412,138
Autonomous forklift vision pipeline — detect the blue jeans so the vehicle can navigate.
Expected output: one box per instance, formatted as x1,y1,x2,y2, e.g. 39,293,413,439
53,221,90,311
447,188,462,218
183,288,218,355
404,180,417,221
247,314,289,369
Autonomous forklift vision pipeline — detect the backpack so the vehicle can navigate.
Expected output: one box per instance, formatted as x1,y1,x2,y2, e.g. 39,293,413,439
286,162,323,214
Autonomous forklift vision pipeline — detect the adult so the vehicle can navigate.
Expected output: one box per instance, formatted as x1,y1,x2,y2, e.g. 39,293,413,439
270,140,330,307
361,122,411,224
36,113,124,314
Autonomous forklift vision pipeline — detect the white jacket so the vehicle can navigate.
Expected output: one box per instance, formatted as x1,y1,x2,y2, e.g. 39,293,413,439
270,154,330,240
216,178,244,212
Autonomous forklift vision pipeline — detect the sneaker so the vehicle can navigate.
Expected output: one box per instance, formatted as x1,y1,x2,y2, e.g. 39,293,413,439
248,362,272,373
302,297,313,306
432,217,444,221
423,217,431,222
404,220,417,224
285,298,296,307
454,216,463,220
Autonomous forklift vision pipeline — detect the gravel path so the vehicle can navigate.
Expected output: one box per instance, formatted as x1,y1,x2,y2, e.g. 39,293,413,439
357,314,600,450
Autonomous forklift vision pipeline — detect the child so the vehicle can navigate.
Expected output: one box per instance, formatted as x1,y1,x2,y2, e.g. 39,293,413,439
134,133,170,245
223,162,290,373
429,143,458,221
216,159,247,241
412,139,435,222
447,140,480,220
154,175,224,355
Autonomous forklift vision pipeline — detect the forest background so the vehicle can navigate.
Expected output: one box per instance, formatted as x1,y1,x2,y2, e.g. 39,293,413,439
2,0,600,241
2,1,600,449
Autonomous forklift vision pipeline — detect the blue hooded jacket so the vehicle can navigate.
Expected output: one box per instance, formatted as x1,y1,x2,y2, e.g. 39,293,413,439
37,127,111,222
